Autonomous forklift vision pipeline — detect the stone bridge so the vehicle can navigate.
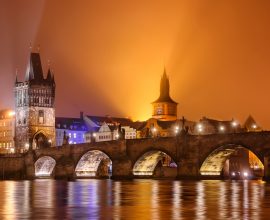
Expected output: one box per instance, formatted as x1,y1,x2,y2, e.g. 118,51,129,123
2,131,270,180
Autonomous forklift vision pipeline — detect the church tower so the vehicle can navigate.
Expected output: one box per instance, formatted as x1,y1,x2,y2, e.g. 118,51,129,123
152,69,178,121
14,52,56,152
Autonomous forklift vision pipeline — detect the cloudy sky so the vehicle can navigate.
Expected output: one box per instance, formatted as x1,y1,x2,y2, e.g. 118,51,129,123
1,0,270,127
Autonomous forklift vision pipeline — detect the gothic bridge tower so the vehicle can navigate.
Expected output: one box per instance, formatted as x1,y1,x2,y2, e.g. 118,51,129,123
14,52,56,152
152,69,178,121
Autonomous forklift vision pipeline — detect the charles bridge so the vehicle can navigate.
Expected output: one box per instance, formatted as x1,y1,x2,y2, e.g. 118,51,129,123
1,131,270,180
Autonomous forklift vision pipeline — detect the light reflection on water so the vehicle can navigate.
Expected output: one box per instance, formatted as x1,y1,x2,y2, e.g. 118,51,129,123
0,180,270,219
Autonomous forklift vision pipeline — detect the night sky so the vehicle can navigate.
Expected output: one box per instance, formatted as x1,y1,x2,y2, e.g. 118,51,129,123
1,0,270,127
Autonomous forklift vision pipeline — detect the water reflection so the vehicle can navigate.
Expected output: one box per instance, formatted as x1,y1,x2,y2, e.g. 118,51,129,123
0,180,269,219
173,181,181,219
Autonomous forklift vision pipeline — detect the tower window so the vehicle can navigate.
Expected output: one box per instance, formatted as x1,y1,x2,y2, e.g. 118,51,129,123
38,110,44,124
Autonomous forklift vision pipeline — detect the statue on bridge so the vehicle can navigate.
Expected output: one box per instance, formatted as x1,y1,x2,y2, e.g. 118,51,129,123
62,131,69,145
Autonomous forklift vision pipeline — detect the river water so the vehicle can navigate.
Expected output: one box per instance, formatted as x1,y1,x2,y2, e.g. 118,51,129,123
0,179,270,219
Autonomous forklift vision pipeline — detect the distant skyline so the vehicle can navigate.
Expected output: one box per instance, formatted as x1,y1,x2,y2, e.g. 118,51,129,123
1,0,270,128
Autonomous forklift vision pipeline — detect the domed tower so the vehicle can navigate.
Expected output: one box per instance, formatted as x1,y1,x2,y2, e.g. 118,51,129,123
14,52,56,152
152,69,178,121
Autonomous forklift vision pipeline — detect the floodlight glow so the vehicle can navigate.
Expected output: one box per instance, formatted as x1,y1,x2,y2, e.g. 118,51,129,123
232,121,237,127
219,126,225,131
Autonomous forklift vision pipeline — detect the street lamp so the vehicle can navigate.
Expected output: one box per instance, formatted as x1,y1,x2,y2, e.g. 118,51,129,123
232,121,237,127
8,111,15,117
219,125,225,132
152,127,157,137
197,124,203,133
252,124,257,129
175,126,179,134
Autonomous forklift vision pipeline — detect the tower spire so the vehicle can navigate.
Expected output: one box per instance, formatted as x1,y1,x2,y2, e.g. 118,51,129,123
15,69,18,84
160,68,170,99
151,68,178,121
25,52,44,82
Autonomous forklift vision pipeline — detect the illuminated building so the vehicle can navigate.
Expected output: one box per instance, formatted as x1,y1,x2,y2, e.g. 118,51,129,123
152,69,178,121
14,52,56,152
85,122,114,143
55,113,88,146
0,109,15,153
192,117,241,135
244,115,261,132
84,115,137,142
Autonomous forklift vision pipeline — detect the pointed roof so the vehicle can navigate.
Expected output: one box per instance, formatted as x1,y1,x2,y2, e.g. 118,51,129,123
244,115,260,130
46,68,52,81
152,69,177,104
25,52,44,82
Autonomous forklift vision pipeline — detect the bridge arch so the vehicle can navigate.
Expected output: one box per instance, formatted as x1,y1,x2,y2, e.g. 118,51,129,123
200,144,264,178
75,150,112,178
35,156,56,177
133,150,177,176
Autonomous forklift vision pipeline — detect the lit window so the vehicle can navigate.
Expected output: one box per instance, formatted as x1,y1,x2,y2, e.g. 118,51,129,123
73,133,77,138
38,110,44,124
69,133,71,138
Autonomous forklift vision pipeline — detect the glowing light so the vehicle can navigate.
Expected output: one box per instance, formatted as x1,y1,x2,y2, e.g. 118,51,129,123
197,124,203,133
232,121,237,127
232,172,236,176
252,124,257,129
243,172,248,177
48,139,52,143
115,133,120,139
8,111,15,117
219,126,225,131
93,133,97,137
200,171,220,176
152,127,157,132
25,143,29,149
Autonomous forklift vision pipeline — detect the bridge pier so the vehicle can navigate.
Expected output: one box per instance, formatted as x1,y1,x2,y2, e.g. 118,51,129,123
25,151,35,179
54,156,75,180
111,158,133,179
263,156,270,181
176,159,200,180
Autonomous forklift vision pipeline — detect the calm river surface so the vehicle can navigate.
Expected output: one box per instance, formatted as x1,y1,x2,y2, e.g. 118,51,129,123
0,179,270,219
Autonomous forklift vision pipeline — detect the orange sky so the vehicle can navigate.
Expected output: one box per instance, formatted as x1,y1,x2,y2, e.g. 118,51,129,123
1,0,270,127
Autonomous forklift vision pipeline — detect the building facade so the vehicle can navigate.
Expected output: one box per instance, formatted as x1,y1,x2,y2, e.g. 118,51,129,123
14,52,56,152
84,115,137,143
0,109,15,153
55,115,88,146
